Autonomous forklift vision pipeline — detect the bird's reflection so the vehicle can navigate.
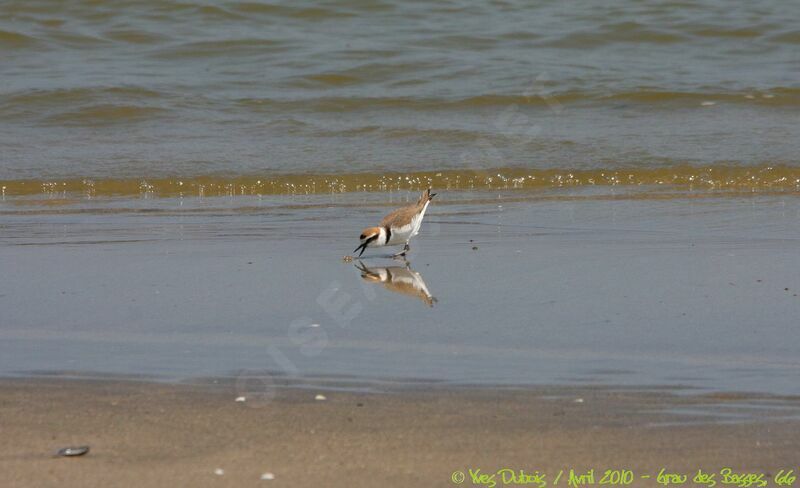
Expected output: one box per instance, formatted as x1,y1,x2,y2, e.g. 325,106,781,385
355,260,437,307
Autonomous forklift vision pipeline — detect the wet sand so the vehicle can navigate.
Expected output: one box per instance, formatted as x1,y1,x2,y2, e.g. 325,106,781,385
2,190,800,394
2,378,800,488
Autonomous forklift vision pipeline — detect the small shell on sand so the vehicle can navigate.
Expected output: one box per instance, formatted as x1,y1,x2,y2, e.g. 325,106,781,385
214,468,225,476
57,446,90,457
235,396,246,402
261,472,276,480
315,394,327,401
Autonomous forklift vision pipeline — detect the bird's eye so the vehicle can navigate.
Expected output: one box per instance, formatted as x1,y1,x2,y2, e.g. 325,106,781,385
359,234,365,240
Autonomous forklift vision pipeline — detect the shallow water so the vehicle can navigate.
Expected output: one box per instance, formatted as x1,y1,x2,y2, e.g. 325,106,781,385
2,190,800,395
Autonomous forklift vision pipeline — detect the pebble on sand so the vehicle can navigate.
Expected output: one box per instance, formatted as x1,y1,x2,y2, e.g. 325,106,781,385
261,472,276,480
235,396,246,402
315,394,327,401
214,468,225,476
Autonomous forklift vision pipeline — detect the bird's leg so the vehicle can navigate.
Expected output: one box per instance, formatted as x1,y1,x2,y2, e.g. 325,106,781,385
392,242,410,259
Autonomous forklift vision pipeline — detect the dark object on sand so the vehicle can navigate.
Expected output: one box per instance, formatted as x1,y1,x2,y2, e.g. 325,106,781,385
57,446,90,457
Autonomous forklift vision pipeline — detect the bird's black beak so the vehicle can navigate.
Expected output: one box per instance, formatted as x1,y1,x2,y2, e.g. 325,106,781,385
354,243,367,257
430,192,437,199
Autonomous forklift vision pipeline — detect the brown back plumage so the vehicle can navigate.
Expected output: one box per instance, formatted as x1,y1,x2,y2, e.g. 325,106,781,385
379,189,434,228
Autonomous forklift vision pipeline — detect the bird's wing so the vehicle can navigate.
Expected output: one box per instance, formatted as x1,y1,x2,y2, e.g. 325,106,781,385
379,204,418,229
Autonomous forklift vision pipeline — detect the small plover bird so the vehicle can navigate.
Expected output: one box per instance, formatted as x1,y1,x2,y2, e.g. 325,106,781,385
354,188,436,258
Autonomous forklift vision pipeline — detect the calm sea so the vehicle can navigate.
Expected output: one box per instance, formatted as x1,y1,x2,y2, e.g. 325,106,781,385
1,0,799,197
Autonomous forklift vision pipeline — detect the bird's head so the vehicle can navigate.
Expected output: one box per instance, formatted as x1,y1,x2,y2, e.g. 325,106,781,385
353,226,382,257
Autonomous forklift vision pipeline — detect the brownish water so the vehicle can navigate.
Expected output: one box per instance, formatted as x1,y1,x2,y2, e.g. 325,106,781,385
3,164,800,198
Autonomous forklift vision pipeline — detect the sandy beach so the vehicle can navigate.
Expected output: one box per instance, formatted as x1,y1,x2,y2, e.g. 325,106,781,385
3,378,800,488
